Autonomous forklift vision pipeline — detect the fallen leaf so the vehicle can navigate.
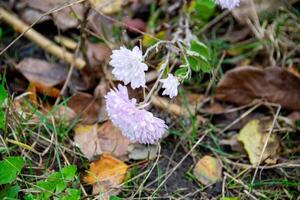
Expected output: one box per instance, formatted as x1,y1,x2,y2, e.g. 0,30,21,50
128,144,158,160
84,154,128,195
16,58,68,87
86,42,112,67
215,66,300,110
17,0,84,30
193,156,222,185
74,124,102,161
122,17,146,33
67,92,100,124
97,121,130,160
89,0,122,14
74,121,130,161
237,119,280,165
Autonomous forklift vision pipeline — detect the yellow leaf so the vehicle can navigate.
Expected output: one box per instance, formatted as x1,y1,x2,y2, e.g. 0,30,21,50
84,154,128,195
89,0,122,14
193,156,222,185
237,119,280,165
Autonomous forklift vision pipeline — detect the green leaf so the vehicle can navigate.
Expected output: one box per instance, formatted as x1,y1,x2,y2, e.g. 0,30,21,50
59,189,81,200
220,198,239,200
110,196,123,200
0,110,5,130
190,39,210,59
61,165,77,181
0,184,20,199
175,67,188,79
0,157,24,185
0,84,7,105
194,0,215,21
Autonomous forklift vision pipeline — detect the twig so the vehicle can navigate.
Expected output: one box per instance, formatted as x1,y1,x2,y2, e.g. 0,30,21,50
0,6,86,69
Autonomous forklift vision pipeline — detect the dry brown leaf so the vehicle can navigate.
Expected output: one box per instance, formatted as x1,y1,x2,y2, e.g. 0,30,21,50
18,0,83,30
67,92,100,124
74,124,101,160
122,17,146,33
215,66,300,110
84,153,128,195
86,42,112,67
74,121,130,160
97,121,130,160
16,58,68,87
237,119,280,165
193,156,222,185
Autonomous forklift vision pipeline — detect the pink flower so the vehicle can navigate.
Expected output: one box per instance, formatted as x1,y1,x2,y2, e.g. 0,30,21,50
109,46,148,89
214,0,240,10
105,84,167,144
160,74,180,98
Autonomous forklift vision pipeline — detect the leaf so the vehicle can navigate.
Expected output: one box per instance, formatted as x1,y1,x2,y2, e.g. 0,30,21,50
0,184,20,199
74,121,130,161
142,31,165,47
84,154,128,195
35,165,77,200
59,189,81,200
122,17,146,33
194,0,216,21
128,144,158,160
190,39,210,59
17,0,84,30
215,66,300,110
16,58,68,87
0,157,25,185
67,92,101,124
0,84,7,105
175,67,188,79
89,0,122,14
237,119,280,165
86,42,112,67
193,156,222,185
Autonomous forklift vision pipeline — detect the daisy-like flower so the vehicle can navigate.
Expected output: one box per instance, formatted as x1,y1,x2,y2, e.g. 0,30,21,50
105,84,167,144
160,74,180,98
109,46,148,89
214,0,240,10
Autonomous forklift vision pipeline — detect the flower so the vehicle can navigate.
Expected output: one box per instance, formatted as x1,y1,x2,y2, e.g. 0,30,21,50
105,84,167,144
214,0,240,10
109,46,148,89
160,74,180,98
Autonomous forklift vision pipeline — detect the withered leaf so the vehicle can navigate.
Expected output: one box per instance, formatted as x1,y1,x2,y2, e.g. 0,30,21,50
215,66,300,110
86,42,112,67
16,58,68,87
237,119,280,165
67,92,100,124
18,0,83,30
74,121,130,161
193,156,222,185
84,153,128,195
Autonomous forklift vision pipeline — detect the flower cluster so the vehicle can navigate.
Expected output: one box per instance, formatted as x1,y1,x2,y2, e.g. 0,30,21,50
105,85,167,144
107,46,179,144
214,0,240,10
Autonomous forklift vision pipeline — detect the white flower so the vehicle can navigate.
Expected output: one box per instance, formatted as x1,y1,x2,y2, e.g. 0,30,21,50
109,46,148,89
214,0,240,10
105,84,167,144
160,74,180,98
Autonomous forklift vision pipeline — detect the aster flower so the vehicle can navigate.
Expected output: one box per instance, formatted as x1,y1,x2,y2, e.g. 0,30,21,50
105,84,167,144
214,0,240,10
160,74,180,98
109,46,148,89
